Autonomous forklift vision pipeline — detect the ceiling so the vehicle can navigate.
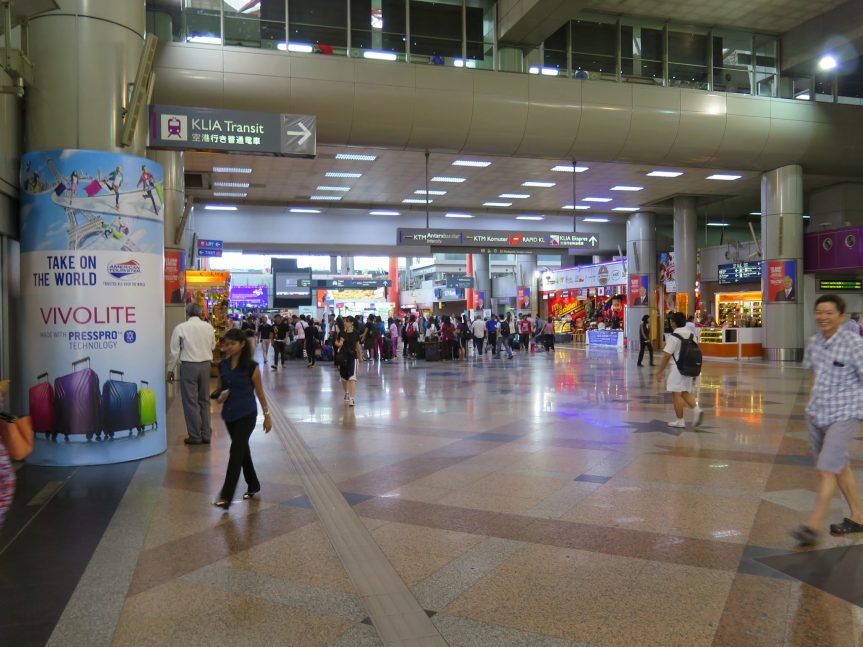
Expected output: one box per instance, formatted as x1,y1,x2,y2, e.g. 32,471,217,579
581,0,849,34
184,146,845,229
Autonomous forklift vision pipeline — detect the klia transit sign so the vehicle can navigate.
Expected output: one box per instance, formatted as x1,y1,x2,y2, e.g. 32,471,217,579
397,228,600,250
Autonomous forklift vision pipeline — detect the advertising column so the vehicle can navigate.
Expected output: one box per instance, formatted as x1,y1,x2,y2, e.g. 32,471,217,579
20,150,167,465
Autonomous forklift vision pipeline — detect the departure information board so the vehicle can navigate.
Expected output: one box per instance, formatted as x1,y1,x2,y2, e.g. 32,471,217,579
718,261,761,285
818,279,863,291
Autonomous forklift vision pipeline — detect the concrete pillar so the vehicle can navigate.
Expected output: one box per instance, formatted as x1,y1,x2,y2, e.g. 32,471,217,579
472,253,490,309
465,252,474,310
388,257,399,311
592,255,612,264
673,196,698,315
27,1,146,154
516,253,536,312
626,212,657,347
342,256,354,274
761,165,804,361
330,255,338,273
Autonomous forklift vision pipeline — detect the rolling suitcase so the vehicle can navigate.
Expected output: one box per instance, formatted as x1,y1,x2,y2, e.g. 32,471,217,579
138,380,157,433
28,372,55,438
321,345,333,361
101,370,139,439
83,179,102,197
54,357,101,441
425,341,441,362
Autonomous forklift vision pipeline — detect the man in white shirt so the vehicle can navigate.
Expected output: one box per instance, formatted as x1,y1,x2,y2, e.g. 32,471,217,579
685,315,698,335
655,312,704,429
167,303,216,445
471,316,487,356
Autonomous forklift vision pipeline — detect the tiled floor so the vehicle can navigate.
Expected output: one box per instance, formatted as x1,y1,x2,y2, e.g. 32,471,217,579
2,345,863,646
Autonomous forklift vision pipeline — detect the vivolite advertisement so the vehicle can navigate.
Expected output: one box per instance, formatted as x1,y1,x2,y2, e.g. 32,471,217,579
20,150,167,466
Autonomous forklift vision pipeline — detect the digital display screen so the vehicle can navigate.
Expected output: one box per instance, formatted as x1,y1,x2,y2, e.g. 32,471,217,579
718,261,761,285
275,273,311,298
819,280,863,291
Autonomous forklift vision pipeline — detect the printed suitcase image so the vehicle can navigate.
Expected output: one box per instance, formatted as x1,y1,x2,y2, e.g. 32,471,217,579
28,372,54,438
137,380,157,433
101,370,139,439
54,357,101,441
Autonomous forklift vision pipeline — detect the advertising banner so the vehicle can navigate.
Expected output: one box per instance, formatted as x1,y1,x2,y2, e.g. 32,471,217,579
229,285,268,309
164,250,185,304
586,330,624,347
517,287,531,309
629,274,649,305
659,253,676,293
20,150,167,466
765,260,797,303
398,228,600,250
540,260,627,291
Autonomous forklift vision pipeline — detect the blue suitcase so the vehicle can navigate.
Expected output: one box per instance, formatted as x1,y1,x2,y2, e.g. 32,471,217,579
101,370,139,439
321,345,333,361
54,357,101,441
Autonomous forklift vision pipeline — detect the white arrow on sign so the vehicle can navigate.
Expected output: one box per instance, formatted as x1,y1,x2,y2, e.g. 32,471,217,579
285,122,312,146
588,236,598,245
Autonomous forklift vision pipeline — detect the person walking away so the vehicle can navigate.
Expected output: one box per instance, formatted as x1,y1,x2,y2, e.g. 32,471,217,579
496,313,514,359
306,318,320,368
212,329,272,509
533,314,545,351
791,295,863,546
486,315,498,355
361,316,378,361
471,315,487,357
388,317,399,359
405,315,419,358
257,316,272,365
459,315,471,359
440,316,456,360
335,316,363,407
270,313,290,370
543,316,556,352
637,315,655,367
654,312,703,429
375,316,385,360
167,303,216,445
519,314,532,352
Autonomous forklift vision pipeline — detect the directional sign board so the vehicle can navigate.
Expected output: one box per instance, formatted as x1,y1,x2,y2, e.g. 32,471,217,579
718,261,761,285
149,105,316,157
398,229,599,250
198,239,223,258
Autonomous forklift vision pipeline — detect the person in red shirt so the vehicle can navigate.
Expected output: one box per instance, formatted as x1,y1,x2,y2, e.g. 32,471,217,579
518,314,532,352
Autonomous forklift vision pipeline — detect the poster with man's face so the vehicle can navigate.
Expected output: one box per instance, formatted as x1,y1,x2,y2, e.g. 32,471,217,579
765,260,796,303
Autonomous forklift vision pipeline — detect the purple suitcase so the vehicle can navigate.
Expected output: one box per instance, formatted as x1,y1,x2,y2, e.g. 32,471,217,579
28,372,55,438
54,357,101,441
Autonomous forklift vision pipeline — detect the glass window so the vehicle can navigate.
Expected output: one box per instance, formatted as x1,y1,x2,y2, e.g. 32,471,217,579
146,0,182,42
466,0,495,69
180,0,222,43
570,17,617,76
544,24,567,72
223,0,286,49
290,0,348,49
410,0,463,60
713,29,751,94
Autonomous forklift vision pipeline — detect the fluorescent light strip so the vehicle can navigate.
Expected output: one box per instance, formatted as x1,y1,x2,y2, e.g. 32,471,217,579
483,201,512,207
316,186,350,192
452,160,492,167
402,198,432,204
612,207,639,212
431,176,467,183
749,212,762,216
516,215,544,220
369,210,400,216
707,174,743,181
213,192,247,197
335,153,376,161
563,205,590,210
551,165,589,173
187,36,222,45
500,193,530,199
611,185,644,191
445,212,474,218
213,167,252,173
528,66,559,76
278,43,314,53
522,181,555,188
204,205,237,211
647,170,683,177
584,197,612,203
213,181,250,188
706,222,730,227
363,50,398,61
325,172,362,178
583,217,609,222
415,189,447,195
309,195,342,201
289,208,320,214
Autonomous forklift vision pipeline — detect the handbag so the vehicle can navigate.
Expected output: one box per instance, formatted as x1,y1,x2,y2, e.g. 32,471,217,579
0,414,34,460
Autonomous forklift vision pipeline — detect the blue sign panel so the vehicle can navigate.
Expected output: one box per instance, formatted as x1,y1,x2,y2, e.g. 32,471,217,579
586,330,623,347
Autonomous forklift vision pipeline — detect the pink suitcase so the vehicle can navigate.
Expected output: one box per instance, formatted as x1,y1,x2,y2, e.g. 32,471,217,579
84,179,102,197
28,372,54,437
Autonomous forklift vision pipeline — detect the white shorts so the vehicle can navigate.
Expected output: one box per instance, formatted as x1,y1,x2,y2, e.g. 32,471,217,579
666,365,696,393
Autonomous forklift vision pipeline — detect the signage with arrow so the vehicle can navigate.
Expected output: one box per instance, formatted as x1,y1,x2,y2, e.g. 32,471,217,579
397,228,600,250
280,115,316,155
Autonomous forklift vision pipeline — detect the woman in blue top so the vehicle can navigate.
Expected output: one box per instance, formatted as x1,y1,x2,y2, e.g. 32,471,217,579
213,328,272,510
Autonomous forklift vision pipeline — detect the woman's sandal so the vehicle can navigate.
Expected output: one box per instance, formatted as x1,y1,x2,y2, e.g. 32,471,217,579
213,499,230,510
829,518,863,535
243,490,260,500
791,525,819,547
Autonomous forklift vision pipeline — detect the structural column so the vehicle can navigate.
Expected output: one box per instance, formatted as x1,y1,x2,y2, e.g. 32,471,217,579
465,252,474,311
626,212,657,346
388,257,400,312
516,253,537,313
761,165,804,361
472,253,491,310
673,197,697,315
342,256,355,274
330,255,338,273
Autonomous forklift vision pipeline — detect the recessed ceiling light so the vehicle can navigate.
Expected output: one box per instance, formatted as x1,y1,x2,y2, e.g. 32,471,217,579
611,186,644,191
452,160,492,167
500,193,530,199
187,36,222,45
528,66,559,76
516,215,544,220
213,181,250,188
445,212,474,218
335,153,376,161
707,174,743,181
290,208,321,214
706,222,730,227
325,172,362,178
612,207,639,212
415,189,447,195
818,54,838,71
212,167,252,173
309,195,342,201
803,214,811,219
204,205,237,211
483,201,512,207
583,217,610,223
563,205,590,210
647,170,683,177
522,181,556,188
369,210,400,216
584,197,612,203
363,50,397,61
749,212,762,216
431,176,467,183
402,198,433,204
282,43,313,53
316,186,351,192
551,165,589,173
213,192,247,197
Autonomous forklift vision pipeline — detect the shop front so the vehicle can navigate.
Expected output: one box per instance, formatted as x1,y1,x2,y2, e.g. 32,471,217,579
698,260,763,358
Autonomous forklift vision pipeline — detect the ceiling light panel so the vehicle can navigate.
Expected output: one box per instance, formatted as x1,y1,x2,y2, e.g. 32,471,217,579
583,217,609,222
403,198,433,204
706,222,730,226
522,181,555,188
335,153,376,161
213,181,250,188
563,205,590,210
647,170,683,177
612,207,639,212
499,193,530,199
452,160,492,167
213,192,247,197
431,176,467,183
516,215,544,220
204,205,237,211
584,197,612,203
212,167,252,173
415,189,447,195
706,174,743,181
309,195,342,201
316,186,351,192
483,201,512,207
325,172,362,178
370,210,400,216
551,165,589,172
290,208,320,213
611,186,644,191
445,213,474,218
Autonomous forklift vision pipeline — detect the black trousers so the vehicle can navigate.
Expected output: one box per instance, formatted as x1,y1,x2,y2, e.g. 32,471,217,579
306,340,317,365
473,337,484,355
272,340,286,366
638,340,654,365
544,333,555,351
487,332,497,353
220,413,260,501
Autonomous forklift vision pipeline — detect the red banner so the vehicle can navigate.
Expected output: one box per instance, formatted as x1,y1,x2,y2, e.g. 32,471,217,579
164,250,185,304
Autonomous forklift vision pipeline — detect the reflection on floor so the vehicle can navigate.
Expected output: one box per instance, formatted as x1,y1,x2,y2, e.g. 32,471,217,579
2,346,862,646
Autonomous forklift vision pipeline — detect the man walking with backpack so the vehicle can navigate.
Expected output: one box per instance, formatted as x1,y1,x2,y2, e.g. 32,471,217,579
496,313,515,359
655,312,703,429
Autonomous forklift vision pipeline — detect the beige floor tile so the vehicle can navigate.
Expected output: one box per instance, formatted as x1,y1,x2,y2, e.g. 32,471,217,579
436,489,545,515
466,472,571,500
614,454,772,490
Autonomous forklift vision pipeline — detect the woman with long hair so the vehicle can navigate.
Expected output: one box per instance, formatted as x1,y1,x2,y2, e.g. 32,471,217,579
213,329,272,510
